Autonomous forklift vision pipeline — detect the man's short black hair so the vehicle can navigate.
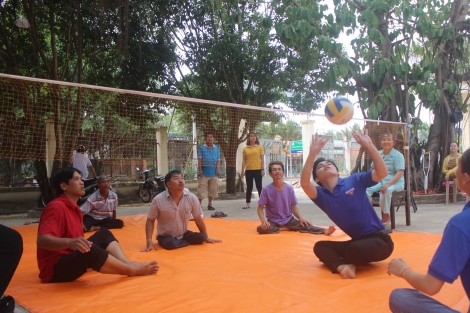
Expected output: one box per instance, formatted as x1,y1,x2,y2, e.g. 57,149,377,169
312,158,339,187
204,132,213,138
164,169,183,186
53,167,82,195
268,161,284,173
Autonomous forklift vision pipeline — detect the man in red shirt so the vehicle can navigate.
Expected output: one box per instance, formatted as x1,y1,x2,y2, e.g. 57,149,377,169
37,167,159,283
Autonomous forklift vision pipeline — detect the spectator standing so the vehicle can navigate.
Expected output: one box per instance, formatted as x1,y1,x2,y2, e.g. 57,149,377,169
72,145,96,180
241,132,264,209
197,132,220,211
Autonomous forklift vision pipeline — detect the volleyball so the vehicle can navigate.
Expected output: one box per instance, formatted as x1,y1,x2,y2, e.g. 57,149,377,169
324,97,354,125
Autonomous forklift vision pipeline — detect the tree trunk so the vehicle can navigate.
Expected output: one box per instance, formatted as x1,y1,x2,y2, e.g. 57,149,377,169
35,160,53,205
226,166,237,194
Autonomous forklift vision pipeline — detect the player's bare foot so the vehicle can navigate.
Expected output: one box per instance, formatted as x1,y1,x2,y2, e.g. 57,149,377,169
324,226,335,235
337,264,356,279
129,260,159,276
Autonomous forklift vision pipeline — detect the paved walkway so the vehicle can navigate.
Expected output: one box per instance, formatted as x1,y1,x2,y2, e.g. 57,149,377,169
1,188,464,234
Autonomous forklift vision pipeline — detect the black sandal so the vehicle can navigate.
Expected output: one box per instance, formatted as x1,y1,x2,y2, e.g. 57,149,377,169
211,211,227,218
207,206,216,210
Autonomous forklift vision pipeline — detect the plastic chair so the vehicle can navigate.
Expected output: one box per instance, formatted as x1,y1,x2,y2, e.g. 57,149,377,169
445,178,458,205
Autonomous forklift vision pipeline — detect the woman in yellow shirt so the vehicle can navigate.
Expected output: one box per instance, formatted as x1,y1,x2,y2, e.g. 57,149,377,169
241,133,265,209
443,142,462,181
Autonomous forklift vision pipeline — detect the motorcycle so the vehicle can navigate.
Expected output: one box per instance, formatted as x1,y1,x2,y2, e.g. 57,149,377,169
137,168,166,203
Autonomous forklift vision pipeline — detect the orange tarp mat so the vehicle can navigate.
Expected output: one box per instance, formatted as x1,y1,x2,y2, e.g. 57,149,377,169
6,215,468,313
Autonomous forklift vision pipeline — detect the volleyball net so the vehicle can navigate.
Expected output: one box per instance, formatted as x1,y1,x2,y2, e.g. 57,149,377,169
0,74,408,189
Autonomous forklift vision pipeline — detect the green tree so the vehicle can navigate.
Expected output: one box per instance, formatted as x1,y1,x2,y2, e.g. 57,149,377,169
0,0,176,202
274,0,470,188
168,0,329,193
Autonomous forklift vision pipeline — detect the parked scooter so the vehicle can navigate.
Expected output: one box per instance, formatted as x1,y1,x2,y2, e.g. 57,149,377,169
137,168,166,203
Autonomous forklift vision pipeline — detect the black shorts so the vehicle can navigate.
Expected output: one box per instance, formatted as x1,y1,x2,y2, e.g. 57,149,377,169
49,229,117,283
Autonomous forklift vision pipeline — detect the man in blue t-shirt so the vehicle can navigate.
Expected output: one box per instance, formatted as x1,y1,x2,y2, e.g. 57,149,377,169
257,161,335,235
300,130,394,279
197,132,220,211
388,151,470,313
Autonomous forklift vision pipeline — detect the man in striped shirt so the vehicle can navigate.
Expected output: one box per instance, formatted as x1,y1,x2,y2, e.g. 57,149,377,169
81,176,124,232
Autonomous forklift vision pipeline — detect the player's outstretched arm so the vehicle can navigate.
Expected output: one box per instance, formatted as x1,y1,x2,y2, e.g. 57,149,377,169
352,129,388,182
141,219,158,252
301,134,329,199
257,205,270,230
194,215,222,244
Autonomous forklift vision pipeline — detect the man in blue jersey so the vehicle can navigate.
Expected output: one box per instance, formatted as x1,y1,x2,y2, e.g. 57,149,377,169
197,132,220,211
388,149,470,313
300,130,393,279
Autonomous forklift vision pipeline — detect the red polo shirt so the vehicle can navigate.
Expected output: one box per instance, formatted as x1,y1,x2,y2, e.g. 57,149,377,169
37,194,83,282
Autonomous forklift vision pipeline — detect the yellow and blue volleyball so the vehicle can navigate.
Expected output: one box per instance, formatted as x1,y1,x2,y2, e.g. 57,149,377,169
324,97,354,125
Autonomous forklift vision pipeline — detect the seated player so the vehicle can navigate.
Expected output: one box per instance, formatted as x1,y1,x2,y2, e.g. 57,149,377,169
257,161,335,235
142,170,222,251
36,167,158,283
0,225,23,313
300,131,394,279
387,148,470,313
81,175,124,232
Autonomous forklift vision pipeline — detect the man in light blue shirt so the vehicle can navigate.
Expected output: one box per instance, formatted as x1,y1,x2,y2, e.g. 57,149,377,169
366,133,405,225
197,132,220,211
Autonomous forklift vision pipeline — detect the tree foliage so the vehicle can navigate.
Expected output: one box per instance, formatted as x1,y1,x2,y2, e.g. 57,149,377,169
0,0,177,201
167,0,330,192
274,0,470,189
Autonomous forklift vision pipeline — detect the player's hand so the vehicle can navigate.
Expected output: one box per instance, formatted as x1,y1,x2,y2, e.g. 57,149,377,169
199,171,203,177
309,134,329,157
261,219,271,230
67,237,92,253
216,169,220,177
206,237,222,244
241,171,245,178
299,219,312,227
380,184,389,194
445,174,450,181
141,240,158,252
352,129,373,148
261,169,265,177
387,258,409,276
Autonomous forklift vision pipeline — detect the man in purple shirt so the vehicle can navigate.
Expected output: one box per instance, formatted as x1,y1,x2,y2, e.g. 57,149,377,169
257,161,335,235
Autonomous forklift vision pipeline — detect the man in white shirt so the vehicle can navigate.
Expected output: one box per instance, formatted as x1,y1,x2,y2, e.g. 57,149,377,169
72,145,96,180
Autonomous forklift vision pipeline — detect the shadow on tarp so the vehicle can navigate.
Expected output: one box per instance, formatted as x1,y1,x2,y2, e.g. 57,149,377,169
6,215,467,313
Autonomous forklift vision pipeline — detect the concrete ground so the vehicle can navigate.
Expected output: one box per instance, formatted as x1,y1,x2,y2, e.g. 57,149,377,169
1,188,465,313
1,187,464,233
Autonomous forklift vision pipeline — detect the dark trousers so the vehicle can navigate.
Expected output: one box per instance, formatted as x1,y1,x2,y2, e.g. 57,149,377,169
83,215,124,231
257,217,325,235
0,225,23,295
245,169,263,203
313,231,394,273
49,229,117,283
157,230,207,250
